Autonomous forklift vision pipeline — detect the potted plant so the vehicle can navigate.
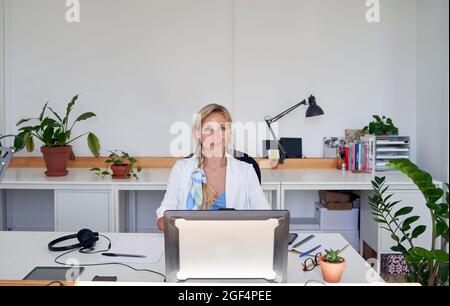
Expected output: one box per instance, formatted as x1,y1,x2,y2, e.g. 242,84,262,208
15,95,100,177
318,247,347,283
369,159,449,286
363,115,399,136
90,150,142,180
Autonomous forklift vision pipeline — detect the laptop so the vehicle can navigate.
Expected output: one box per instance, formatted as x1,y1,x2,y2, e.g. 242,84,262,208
163,210,290,283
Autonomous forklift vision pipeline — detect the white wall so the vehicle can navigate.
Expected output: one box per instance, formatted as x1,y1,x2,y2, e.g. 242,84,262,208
0,0,5,136
0,0,423,159
442,0,449,183
1,0,5,231
234,0,418,159
6,0,233,157
416,0,449,182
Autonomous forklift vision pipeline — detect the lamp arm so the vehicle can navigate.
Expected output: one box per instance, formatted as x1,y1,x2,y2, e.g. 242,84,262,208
263,98,309,164
265,99,307,124
264,120,288,160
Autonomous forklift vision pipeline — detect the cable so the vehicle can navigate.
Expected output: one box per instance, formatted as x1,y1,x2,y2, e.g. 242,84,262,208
53,236,166,283
46,281,65,287
304,279,326,286
79,235,111,254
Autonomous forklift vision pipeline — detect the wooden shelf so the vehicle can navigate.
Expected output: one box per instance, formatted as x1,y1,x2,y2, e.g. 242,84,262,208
10,157,337,169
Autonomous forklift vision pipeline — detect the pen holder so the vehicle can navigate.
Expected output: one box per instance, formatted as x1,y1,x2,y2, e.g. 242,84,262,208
336,158,345,170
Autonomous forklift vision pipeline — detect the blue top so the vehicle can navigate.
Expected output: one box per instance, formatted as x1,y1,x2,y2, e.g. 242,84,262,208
210,192,226,210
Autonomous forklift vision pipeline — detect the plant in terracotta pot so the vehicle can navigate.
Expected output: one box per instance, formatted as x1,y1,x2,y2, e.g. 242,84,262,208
319,246,348,283
362,115,399,136
90,150,142,180
15,95,100,177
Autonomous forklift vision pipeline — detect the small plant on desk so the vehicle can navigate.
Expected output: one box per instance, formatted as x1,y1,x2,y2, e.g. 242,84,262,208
318,247,347,283
324,249,345,263
90,150,142,180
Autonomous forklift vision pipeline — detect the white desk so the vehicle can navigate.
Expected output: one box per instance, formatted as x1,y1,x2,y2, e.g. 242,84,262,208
0,231,382,284
273,169,427,190
0,168,280,231
0,167,442,275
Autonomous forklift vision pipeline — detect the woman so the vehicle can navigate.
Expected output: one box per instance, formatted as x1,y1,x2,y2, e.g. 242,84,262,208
156,104,270,231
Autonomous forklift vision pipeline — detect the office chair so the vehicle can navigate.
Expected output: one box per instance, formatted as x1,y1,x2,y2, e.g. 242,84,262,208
234,151,262,185
185,151,262,185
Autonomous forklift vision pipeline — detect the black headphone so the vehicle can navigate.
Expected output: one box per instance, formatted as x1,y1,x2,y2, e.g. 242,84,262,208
48,229,100,252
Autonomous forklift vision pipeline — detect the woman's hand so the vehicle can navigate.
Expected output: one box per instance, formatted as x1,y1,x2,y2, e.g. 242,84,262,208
157,217,164,232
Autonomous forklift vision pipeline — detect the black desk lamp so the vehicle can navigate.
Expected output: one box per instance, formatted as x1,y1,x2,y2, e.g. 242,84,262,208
264,95,325,164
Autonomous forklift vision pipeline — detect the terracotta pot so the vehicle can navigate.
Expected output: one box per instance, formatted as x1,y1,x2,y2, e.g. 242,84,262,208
111,164,131,179
40,146,72,177
318,256,346,283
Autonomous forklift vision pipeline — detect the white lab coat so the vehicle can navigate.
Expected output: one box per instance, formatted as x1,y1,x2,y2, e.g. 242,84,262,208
156,155,270,219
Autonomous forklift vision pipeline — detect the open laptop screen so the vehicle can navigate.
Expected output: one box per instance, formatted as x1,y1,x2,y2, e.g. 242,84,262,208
164,210,290,283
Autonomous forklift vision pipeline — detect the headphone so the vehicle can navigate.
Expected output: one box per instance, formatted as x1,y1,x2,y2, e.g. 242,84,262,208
49,228,166,282
48,229,101,252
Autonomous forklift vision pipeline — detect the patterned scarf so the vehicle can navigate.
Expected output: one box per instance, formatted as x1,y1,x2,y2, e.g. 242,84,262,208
186,168,207,210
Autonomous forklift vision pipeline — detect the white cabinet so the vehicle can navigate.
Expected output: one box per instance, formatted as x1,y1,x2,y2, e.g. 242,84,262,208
5,190,54,231
55,190,113,233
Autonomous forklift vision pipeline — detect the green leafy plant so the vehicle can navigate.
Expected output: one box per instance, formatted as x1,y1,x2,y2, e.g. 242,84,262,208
323,248,346,264
90,150,143,180
369,159,449,286
363,115,399,136
15,95,100,157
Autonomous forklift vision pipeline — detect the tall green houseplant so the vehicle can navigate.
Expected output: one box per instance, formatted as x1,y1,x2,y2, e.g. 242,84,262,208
15,95,101,176
369,159,449,286
15,95,100,154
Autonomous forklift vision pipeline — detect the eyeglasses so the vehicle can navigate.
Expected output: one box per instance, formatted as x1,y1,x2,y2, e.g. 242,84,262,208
302,253,322,272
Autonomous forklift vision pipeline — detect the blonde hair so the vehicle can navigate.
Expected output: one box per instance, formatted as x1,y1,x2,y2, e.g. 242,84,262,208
193,104,233,210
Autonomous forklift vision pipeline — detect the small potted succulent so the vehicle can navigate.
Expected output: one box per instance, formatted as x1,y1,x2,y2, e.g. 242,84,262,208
318,247,348,283
90,150,142,180
363,115,399,136
15,95,100,177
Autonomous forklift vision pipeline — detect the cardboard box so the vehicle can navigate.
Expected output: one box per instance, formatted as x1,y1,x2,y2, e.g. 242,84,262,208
319,190,351,203
322,201,353,211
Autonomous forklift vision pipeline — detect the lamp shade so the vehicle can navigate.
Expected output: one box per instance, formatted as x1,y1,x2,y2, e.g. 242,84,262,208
305,95,325,118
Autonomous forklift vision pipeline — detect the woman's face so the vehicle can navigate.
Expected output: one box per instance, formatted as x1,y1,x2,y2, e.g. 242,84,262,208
199,112,229,158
